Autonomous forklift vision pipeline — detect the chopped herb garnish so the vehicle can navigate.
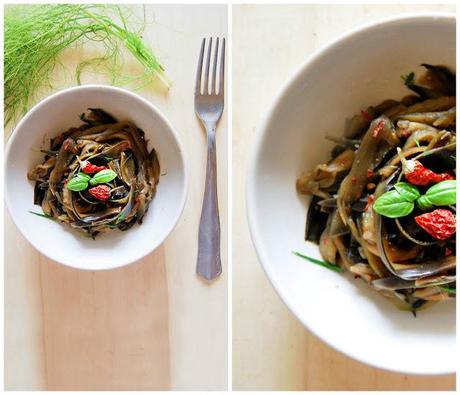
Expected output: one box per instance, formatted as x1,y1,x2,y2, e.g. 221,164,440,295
115,211,126,225
28,210,54,220
439,286,456,295
401,71,415,86
293,251,344,273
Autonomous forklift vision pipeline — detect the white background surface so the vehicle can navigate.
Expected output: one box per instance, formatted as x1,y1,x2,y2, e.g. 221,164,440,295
233,4,456,390
5,4,228,390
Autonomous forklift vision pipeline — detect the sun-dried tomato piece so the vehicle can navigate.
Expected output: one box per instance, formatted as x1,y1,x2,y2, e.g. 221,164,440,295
415,209,456,240
404,160,454,186
81,160,107,174
88,185,111,201
398,148,454,186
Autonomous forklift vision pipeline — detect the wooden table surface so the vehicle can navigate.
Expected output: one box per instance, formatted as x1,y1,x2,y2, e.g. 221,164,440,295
5,5,228,390
232,4,456,390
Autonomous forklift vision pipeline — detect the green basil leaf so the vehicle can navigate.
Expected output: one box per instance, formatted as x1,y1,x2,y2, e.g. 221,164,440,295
424,180,456,206
77,172,91,181
373,190,414,218
66,175,89,191
394,182,420,202
416,195,434,210
89,169,117,186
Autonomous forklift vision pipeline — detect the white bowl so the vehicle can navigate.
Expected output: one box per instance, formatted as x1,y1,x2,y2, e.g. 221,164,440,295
5,85,187,270
247,14,456,375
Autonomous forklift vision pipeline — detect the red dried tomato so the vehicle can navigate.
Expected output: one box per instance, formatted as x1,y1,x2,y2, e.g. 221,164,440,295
81,160,107,174
414,209,456,240
403,159,454,186
88,185,111,201
397,147,454,185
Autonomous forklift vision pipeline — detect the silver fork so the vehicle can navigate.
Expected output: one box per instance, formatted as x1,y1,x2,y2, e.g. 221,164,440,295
194,37,225,281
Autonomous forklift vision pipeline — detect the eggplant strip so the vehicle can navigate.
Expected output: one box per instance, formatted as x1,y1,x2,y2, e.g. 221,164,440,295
372,275,455,291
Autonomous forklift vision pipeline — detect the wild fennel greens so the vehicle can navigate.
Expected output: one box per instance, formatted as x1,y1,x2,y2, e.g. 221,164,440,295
4,4,168,126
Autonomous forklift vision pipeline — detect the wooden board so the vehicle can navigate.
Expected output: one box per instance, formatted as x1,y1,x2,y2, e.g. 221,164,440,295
4,4,228,390
40,252,170,390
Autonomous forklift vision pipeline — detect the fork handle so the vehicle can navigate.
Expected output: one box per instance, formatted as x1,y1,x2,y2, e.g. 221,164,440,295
197,126,222,280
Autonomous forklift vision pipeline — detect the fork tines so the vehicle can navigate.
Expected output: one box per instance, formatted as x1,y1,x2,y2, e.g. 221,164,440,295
195,37,225,96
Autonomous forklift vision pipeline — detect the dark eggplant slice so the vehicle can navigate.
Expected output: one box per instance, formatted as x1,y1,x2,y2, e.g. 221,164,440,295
118,218,137,231
350,195,370,213
411,299,427,316
418,148,456,174
420,64,456,95
402,64,456,99
305,196,329,243
80,108,118,125
317,197,337,209
403,80,444,99
330,145,346,159
33,181,47,206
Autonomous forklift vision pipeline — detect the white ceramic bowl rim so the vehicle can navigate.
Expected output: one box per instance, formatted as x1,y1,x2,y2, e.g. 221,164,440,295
5,84,188,270
247,13,456,374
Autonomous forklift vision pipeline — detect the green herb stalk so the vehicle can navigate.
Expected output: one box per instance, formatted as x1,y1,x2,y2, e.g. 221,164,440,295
293,251,344,273
4,4,169,126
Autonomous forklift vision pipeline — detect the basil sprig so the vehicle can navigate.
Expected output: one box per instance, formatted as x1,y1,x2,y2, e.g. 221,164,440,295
373,190,414,218
77,172,91,181
374,180,456,218
416,196,432,210
89,169,117,186
67,172,92,191
373,182,419,218
394,182,420,202
66,169,117,191
416,180,456,210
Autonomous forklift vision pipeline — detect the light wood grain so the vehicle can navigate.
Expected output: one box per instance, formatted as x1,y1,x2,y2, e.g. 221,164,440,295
39,251,170,391
5,5,227,390
4,212,46,390
232,4,456,391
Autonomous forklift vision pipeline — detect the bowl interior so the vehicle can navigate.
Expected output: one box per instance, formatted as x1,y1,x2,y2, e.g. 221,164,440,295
5,86,186,270
248,15,456,374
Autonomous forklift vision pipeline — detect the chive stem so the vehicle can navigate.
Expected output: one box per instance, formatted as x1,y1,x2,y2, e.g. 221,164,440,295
292,251,344,273
439,286,456,295
28,210,54,220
